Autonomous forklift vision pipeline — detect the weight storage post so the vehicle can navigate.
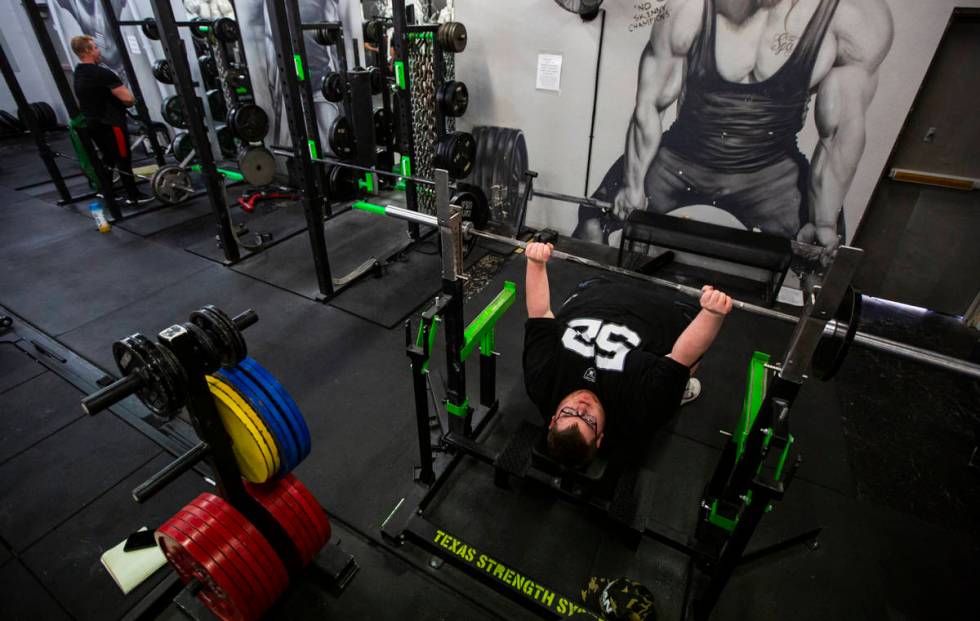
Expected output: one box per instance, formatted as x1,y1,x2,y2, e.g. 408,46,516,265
147,0,239,262
99,0,167,167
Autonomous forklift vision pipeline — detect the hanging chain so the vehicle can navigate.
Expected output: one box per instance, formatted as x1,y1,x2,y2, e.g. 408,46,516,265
443,50,455,133
408,35,437,214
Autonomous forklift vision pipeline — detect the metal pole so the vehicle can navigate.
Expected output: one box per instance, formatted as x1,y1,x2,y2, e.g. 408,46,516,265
351,201,980,382
268,0,333,296
0,38,71,201
148,0,239,262
99,0,166,166
391,0,421,239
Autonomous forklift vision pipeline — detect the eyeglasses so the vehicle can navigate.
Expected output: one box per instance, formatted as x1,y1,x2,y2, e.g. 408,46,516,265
557,407,598,434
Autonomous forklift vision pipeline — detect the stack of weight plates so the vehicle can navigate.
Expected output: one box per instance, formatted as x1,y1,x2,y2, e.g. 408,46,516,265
157,476,330,621
205,357,312,482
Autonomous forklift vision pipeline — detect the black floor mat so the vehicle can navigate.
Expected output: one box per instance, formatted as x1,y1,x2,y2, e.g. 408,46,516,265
0,197,92,257
115,199,213,237
231,208,416,300
0,371,85,464
0,133,80,190
0,226,209,336
0,561,72,620
0,343,45,395
0,405,162,551
20,452,210,621
184,199,310,263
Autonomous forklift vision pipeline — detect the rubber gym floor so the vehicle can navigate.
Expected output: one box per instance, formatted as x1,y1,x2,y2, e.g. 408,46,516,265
1,133,978,620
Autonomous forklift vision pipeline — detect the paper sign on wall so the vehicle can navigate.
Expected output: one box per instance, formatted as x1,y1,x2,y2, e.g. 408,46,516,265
536,53,562,92
126,34,141,55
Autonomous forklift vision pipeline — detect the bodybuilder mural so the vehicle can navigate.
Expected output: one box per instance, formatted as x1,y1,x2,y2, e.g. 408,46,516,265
576,0,894,251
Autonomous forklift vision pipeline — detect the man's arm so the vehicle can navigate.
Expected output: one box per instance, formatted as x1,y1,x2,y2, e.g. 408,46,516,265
111,85,136,107
802,0,893,249
613,0,701,220
668,286,732,367
525,242,554,318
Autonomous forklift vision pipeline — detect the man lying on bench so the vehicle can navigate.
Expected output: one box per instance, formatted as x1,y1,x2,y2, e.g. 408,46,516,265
522,241,733,467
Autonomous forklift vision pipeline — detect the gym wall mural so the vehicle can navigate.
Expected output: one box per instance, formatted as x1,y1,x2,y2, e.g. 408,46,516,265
573,0,895,252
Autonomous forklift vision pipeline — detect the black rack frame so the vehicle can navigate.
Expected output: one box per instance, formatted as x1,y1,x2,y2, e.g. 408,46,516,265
19,0,119,215
146,0,239,262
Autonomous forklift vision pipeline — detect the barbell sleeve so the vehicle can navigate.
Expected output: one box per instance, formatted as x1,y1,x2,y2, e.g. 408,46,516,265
132,441,210,503
232,309,258,331
81,373,144,416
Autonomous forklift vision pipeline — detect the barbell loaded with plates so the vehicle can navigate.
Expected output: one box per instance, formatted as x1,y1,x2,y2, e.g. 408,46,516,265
437,81,468,117
150,164,194,205
171,132,195,164
321,72,344,103
328,116,356,160
152,59,173,84
18,102,57,130
810,285,862,381
464,126,529,231
162,95,188,129
238,146,276,187
227,104,269,143
313,24,340,46
213,17,240,43
437,21,468,53
433,131,476,179
141,17,159,41
327,165,358,201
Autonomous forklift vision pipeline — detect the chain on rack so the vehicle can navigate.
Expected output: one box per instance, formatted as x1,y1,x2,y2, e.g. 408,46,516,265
408,34,437,214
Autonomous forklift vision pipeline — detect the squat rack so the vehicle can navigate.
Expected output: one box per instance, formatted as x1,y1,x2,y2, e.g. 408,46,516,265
19,0,118,215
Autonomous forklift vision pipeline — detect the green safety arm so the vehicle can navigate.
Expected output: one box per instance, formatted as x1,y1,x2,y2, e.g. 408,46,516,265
460,281,517,361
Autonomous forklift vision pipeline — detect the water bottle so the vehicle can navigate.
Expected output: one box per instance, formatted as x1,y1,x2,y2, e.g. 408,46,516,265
89,201,111,233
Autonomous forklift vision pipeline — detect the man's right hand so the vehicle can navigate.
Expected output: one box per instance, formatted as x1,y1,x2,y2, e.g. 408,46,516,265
612,185,646,222
525,241,553,265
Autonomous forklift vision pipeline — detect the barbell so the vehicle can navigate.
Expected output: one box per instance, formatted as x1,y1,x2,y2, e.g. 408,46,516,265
350,200,980,382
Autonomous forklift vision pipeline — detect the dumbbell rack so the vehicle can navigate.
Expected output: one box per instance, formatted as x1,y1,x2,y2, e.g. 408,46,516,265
81,308,356,616
18,0,119,214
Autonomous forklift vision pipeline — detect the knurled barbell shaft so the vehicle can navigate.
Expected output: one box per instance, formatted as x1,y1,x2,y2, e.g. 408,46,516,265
355,201,980,381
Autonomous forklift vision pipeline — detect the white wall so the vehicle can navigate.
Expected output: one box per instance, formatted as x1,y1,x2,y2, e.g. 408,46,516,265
0,0,68,121
454,0,980,241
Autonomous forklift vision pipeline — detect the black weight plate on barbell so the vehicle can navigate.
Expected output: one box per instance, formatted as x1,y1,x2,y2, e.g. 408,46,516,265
492,127,524,228
320,72,344,103
152,59,173,84
367,66,384,95
437,21,467,53
182,321,222,372
162,95,188,129
199,305,247,367
141,18,159,41
207,89,227,122
327,115,355,160
327,165,357,202
437,81,468,117
433,131,475,179
228,103,269,143
216,124,237,159
452,183,490,230
37,102,56,128
313,25,338,46
171,132,195,163
811,286,863,381
213,17,240,43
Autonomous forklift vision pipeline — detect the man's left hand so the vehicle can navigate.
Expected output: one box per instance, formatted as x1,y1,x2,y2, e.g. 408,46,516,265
700,286,733,316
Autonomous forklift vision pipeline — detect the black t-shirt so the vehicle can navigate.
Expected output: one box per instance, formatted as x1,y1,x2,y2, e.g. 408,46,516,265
73,63,127,126
523,281,693,451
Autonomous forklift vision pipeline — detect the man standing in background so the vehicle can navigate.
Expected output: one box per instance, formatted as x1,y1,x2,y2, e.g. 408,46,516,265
71,35,147,204
575,0,893,251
